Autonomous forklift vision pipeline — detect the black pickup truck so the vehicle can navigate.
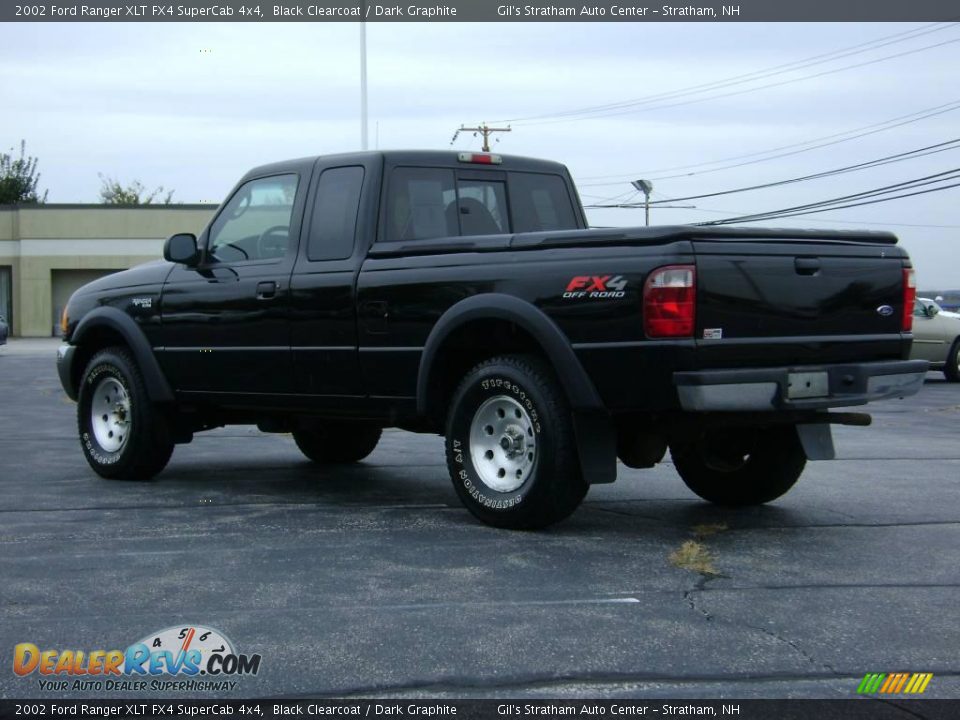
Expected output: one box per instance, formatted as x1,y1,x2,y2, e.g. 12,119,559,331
57,150,928,528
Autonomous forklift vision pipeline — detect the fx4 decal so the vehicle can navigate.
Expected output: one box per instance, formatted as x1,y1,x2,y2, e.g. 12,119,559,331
563,275,628,299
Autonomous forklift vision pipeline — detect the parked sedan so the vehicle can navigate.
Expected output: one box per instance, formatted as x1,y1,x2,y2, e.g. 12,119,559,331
920,297,960,319
0,314,8,345
911,299,960,382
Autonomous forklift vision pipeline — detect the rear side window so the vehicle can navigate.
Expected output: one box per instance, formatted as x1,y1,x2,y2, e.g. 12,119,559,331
508,172,577,233
386,168,457,241
308,166,364,261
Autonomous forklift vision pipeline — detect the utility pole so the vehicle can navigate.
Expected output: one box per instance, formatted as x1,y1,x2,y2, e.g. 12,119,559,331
451,123,511,152
360,20,368,150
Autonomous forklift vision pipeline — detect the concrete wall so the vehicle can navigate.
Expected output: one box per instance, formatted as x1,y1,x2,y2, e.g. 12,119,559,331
0,204,217,337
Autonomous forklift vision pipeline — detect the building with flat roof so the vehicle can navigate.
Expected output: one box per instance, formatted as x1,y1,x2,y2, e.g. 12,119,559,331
0,204,216,337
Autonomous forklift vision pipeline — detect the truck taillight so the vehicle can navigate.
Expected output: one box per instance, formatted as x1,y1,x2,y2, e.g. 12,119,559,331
643,265,696,338
902,268,916,332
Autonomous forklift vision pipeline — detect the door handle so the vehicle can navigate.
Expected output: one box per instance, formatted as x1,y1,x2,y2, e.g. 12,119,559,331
364,301,389,319
794,257,820,275
256,281,277,300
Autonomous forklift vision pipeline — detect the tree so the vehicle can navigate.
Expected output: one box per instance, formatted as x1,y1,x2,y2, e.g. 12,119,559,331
0,140,48,204
98,174,174,205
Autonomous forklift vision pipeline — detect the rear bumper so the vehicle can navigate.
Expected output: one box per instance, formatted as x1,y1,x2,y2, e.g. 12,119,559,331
674,359,928,412
57,343,78,401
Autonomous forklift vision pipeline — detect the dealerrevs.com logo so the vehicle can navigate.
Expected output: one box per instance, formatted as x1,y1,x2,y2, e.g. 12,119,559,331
13,625,261,692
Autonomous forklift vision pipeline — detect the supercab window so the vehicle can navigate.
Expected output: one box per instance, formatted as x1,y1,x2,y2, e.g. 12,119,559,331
384,167,577,242
308,166,365,261
208,174,299,262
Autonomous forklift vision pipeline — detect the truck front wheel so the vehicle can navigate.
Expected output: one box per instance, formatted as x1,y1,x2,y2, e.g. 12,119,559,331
77,347,174,480
445,354,587,529
670,425,806,506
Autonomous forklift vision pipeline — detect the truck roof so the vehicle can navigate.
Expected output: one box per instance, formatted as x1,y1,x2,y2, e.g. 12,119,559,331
242,150,570,180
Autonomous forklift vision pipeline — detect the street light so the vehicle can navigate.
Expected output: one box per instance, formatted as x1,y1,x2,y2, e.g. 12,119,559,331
631,179,654,226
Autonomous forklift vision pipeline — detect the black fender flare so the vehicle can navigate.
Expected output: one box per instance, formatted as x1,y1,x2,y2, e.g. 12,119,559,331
71,307,174,403
417,293,616,484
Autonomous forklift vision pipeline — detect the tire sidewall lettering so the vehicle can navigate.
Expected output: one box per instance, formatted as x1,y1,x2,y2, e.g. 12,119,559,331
80,359,130,466
81,430,120,465
453,371,545,512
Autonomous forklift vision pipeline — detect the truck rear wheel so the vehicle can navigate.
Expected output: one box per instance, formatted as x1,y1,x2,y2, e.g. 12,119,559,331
670,425,806,506
77,347,174,480
293,423,382,464
445,354,587,529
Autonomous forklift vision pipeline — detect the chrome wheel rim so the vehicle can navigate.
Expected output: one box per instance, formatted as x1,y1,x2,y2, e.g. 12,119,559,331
91,376,131,453
468,394,537,493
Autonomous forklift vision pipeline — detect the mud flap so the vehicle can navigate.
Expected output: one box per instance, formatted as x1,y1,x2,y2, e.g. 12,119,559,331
796,423,836,461
573,410,617,484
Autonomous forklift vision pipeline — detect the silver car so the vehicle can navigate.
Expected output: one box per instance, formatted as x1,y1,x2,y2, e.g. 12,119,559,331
911,299,960,382
919,297,960,320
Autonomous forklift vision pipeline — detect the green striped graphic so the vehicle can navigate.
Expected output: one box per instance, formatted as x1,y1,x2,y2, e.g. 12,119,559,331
857,673,886,693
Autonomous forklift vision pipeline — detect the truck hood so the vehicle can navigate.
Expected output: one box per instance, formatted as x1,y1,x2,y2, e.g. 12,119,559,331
74,259,176,296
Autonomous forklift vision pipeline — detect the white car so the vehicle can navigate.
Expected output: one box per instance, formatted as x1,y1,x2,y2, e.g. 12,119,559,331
920,297,960,319
911,299,960,382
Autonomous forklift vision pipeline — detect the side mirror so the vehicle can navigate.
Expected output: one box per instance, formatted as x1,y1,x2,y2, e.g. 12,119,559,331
164,233,200,266
926,303,940,318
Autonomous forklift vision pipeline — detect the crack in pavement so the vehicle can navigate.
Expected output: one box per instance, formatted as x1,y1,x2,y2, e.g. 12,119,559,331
682,573,721,622
744,621,838,675
673,521,841,678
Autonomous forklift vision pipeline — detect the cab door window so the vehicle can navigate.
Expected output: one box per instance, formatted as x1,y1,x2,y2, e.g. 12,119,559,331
208,174,299,262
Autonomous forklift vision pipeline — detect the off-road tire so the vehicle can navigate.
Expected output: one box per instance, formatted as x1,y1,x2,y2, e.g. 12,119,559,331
944,339,960,383
293,423,382,464
445,354,587,530
670,425,806,506
77,346,174,480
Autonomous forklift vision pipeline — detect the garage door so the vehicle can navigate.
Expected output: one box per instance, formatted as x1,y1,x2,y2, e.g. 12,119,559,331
0,266,11,329
51,269,120,336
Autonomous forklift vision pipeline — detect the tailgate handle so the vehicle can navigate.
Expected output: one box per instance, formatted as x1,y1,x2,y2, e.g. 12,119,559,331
794,257,820,275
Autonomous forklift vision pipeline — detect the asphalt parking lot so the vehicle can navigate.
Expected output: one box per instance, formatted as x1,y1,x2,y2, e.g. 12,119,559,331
1,339,958,701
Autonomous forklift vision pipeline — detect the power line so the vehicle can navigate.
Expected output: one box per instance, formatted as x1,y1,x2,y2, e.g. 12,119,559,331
737,168,960,215
713,168,960,220
700,182,960,224
698,168,960,224
497,27,960,126
643,139,960,204
678,206,960,229
495,23,955,125
575,99,960,185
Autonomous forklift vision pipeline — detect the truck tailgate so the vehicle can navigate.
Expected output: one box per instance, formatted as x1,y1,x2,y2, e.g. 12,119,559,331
693,239,909,368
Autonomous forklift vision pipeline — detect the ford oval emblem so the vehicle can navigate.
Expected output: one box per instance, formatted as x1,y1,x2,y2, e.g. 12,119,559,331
877,305,895,317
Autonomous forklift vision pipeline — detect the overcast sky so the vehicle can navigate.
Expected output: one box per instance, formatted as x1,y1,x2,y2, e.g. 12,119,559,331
2,20,958,288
